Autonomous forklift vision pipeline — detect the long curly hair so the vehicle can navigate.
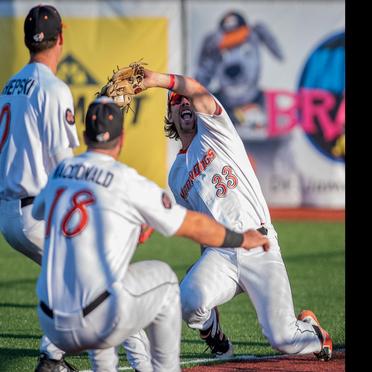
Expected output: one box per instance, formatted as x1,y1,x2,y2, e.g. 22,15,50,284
164,100,180,140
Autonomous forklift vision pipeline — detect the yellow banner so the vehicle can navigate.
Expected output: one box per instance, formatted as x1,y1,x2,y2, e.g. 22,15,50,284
0,17,168,187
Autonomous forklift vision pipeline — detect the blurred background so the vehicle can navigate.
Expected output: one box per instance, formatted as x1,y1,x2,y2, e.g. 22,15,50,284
0,0,345,211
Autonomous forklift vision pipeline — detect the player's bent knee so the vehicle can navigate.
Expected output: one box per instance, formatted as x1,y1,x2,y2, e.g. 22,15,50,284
180,291,196,319
153,261,180,301
272,342,299,355
180,282,203,311
180,294,209,325
153,260,178,281
165,266,179,287
180,303,194,323
139,260,178,285
266,333,298,355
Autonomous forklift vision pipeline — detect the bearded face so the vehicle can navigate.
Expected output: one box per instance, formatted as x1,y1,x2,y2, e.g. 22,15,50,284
169,94,197,135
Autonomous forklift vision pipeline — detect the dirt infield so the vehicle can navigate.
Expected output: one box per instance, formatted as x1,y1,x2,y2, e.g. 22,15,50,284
182,351,345,371
269,208,345,221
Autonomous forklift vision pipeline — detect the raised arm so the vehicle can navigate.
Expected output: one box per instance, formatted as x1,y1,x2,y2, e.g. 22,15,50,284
175,210,270,251
143,69,220,116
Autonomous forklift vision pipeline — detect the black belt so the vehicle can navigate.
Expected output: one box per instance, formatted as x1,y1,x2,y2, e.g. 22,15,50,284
257,226,268,236
21,196,35,208
40,290,110,319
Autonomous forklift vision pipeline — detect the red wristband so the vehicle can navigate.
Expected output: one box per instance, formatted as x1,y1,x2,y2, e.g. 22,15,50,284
168,74,176,90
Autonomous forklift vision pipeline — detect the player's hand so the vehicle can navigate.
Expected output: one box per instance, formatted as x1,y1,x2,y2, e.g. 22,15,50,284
138,224,155,245
142,69,156,89
242,229,270,251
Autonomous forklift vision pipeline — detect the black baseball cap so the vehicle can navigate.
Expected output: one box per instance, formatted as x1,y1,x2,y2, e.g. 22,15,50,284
85,97,124,148
24,5,62,44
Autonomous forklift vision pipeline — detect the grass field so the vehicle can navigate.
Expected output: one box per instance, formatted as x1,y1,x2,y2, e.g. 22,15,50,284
0,220,345,371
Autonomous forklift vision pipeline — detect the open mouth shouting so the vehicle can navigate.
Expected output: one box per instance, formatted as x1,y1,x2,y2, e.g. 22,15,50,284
179,107,195,130
181,108,193,119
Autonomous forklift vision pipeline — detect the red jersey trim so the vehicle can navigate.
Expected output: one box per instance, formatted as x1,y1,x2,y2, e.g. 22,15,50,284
178,147,188,154
214,99,222,115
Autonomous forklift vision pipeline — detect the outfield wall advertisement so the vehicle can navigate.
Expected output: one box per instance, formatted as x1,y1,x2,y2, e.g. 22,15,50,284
0,0,344,208
186,0,345,208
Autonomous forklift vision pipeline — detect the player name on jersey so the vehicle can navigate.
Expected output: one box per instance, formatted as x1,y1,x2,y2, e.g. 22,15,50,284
180,148,216,200
53,162,114,188
1,78,36,96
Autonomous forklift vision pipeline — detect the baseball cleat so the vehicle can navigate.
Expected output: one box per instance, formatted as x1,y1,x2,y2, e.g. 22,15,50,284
216,339,234,359
200,328,234,358
297,310,333,361
199,308,234,358
35,353,79,372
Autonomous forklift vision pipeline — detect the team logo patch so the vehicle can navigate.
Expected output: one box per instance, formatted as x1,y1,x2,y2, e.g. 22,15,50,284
96,131,110,142
162,192,172,209
65,109,75,125
33,32,44,42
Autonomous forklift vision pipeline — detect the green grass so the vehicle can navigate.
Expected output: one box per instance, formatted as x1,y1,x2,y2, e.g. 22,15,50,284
0,220,345,371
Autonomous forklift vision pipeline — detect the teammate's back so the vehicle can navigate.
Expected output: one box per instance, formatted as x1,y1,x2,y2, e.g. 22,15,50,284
34,151,163,313
0,62,77,200
0,5,83,370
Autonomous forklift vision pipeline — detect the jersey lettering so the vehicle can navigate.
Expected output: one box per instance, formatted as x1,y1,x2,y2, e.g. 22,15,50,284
222,165,238,189
211,174,228,197
46,187,66,237
53,162,114,188
45,188,95,238
212,165,239,198
62,190,96,238
1,78,36,96
0,103,11,153
180,148,216,200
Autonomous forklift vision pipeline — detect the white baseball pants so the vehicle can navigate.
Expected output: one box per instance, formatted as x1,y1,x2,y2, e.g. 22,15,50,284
38,260,182,372
180,228,322,355
0,199,44,264
0,200,66,360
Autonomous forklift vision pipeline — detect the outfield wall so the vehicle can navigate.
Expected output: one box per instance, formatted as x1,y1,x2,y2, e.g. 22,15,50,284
0,0,345,209
270,207,344,221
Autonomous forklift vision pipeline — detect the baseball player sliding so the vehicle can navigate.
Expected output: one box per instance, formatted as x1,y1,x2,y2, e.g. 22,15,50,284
33,97,270,372
100,62,332,363
0,5,79,371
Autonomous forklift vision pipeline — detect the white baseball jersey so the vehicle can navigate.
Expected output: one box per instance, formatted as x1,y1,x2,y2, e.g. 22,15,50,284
0,62,79,200
32,151,186,314
168,98,271,236
176,99,323,358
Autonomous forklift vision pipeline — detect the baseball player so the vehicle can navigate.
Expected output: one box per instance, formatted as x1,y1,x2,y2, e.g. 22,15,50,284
0,5,80,371
32,97,269,372
136,69,333,361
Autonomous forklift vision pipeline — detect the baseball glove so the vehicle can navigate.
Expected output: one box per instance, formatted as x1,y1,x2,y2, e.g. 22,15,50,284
97,59,147,112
